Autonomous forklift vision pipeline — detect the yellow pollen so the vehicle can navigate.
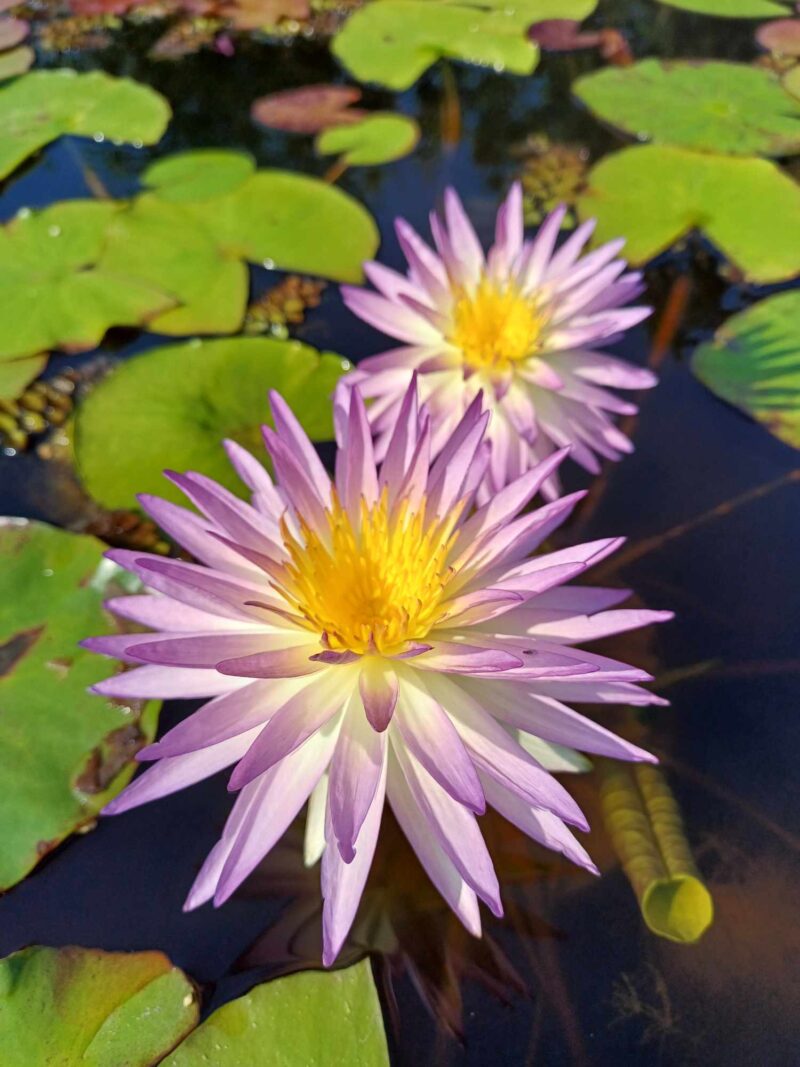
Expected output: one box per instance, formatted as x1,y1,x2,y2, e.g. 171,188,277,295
450,277,544,372
275,489,463,656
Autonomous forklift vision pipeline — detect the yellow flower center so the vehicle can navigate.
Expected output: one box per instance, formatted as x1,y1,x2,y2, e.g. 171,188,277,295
276,489,463,656
450,277,544,372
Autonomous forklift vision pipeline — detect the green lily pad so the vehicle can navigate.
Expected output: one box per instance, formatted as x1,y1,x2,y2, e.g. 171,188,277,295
142,149,256,202
0,69,170,181
578,145,800,283
316,113,420,166
574,60,800,156
0,353,46,400
0,520,161,890
782,63,800,99
163,962,389,1067
74,336,351,509
0,200,175,361
656,0,787,15
692,290,800,449
332,0,598,92
0,946,198,1067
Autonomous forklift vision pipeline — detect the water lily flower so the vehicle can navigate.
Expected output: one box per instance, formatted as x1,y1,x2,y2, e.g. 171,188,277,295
338,185,654,499
83,383,669,965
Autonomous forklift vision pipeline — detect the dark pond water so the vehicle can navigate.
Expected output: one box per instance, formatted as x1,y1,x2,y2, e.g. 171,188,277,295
1,4,799,1064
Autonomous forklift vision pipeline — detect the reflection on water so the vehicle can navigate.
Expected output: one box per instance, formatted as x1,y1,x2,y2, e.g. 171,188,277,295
0,5,799,1065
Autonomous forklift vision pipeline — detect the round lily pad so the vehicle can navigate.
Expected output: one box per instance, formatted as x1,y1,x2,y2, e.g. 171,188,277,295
574,59,800,156
0,354,46,401
0,69,171,181
0,946,198,1067
757,17,800,55
0,45,33,80
0,520,161,891
332,0,598,92
143,150,256,202
315,113,420,166
74,337,351,509
692,290,800,450
578,144,800,283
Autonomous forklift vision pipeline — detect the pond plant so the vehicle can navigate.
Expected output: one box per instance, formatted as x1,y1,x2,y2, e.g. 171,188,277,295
0,0,797,1063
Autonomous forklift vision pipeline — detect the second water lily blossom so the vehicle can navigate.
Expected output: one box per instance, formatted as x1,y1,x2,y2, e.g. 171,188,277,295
339,185,654,499
84,383,670,965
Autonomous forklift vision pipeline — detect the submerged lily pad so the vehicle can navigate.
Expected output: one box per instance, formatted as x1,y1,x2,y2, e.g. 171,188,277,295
578,145,800,283
163,962,389,1067
0,946,198,1067
333,0,598,91
316,113,420,165
656,0,787,14
692,290,800,449
574,60,800,156
75,337,350,509
0,520,161,890
0,69,170,181
0,200,174,363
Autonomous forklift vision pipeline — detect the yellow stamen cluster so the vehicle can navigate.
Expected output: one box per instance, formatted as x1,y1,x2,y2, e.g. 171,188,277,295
277,489,462,655
451,276,544,372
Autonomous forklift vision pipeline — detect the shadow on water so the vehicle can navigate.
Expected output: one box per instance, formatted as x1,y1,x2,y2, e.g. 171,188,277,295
0,7,799,1064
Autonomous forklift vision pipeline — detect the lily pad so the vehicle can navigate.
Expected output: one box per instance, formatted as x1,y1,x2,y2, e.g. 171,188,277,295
163,962,389,1067
578,145,800,283
142,150,257,202
0,520,161,890
0,946,198,1067
756,17,800,54
74,337,350,509
692,290,800,449
0,201,175,362
0,45,33,80
251,84,367,134
0,17,27,48
0,69,170,181
599,762,713,944
332,0,598,92
656,0,787,15
0,354,46,400
316,113,420,166
574,60,800,156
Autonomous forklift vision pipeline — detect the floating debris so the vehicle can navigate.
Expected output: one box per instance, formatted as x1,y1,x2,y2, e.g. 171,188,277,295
244,275,326,337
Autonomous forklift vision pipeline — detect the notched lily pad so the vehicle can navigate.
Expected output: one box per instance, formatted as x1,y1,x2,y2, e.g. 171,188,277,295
0,520,161,891
316,113,420,166
333,0,598,92
0,201,175,362
143,150,257,201
74,336,351,509
0,69,171,181
0,946,198,1067
578,144,800,283
574,59,800,156
692,290,800,449
162,961,389,1067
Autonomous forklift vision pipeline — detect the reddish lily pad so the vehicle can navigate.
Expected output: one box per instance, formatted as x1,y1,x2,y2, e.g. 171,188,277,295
251,84,366,134
756,18,800,55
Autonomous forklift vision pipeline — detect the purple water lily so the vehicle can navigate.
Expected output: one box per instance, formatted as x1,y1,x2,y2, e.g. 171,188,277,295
338,185,654,500
84,382,669,965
